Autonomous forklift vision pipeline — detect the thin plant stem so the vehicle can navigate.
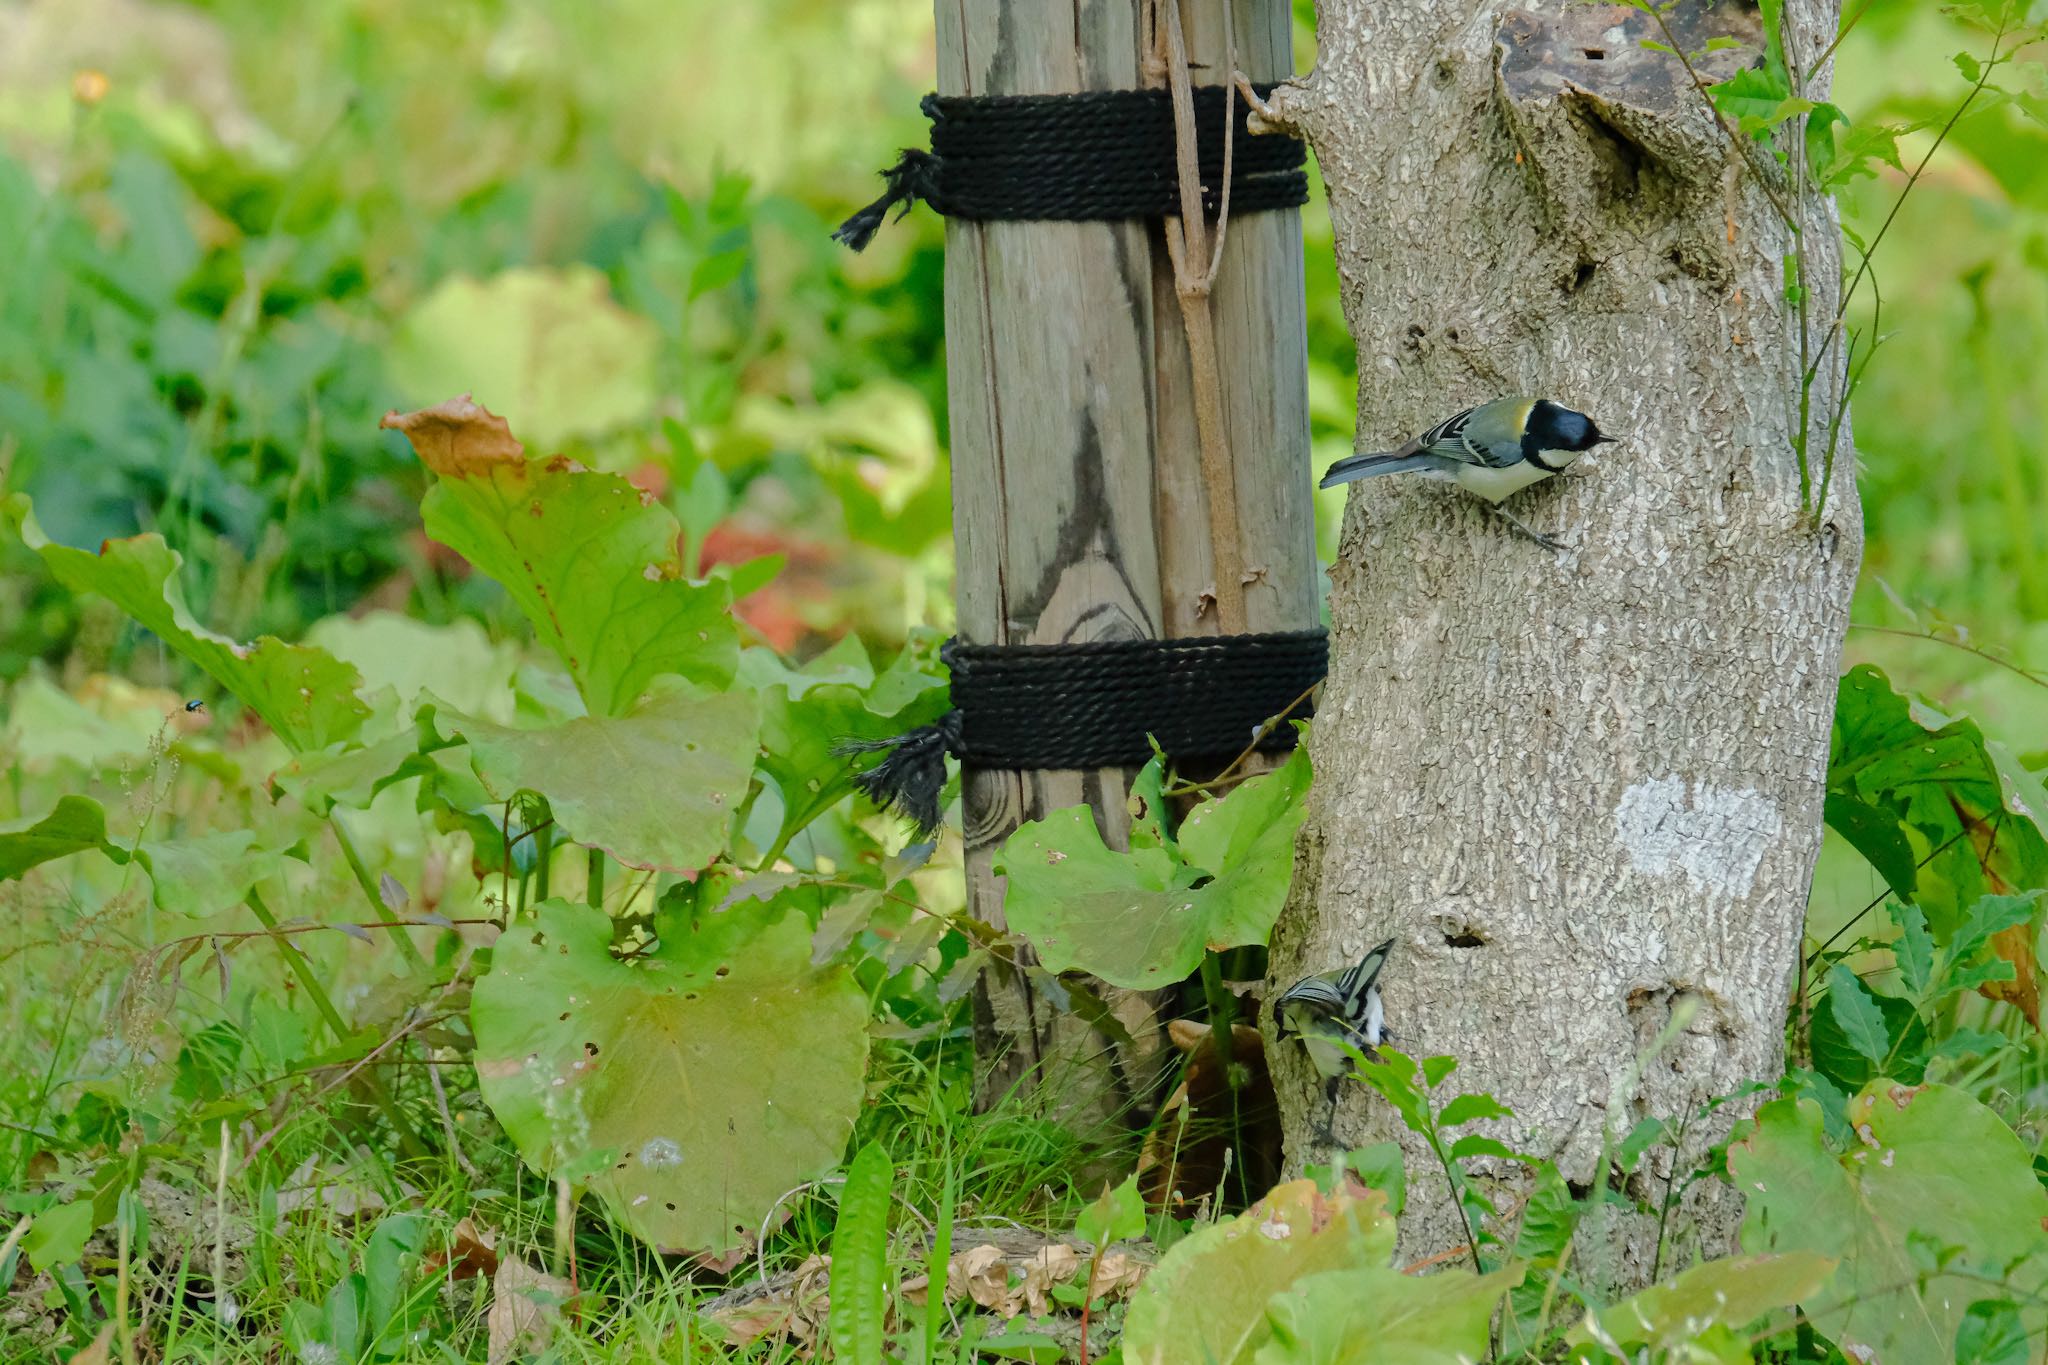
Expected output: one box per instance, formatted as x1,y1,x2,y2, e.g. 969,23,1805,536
1846,624,2048,689
587,847,606,910
328,811,427,969
245,886,350,1040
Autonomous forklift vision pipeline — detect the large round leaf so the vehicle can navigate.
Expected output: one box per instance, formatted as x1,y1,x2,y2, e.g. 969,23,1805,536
997,745,1310,989
1731,1083,2048,1363
472,898,869,1259
425,684,757,874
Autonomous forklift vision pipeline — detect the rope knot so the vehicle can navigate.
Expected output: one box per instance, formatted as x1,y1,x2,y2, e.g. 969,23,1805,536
834,709,963,839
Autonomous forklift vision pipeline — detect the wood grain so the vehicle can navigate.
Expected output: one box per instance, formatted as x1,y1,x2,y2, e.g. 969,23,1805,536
939,0,1314,1120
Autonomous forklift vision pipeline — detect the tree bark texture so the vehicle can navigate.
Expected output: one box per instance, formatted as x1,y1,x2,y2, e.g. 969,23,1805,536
1261,0,1861,1287
939,0,1316,1122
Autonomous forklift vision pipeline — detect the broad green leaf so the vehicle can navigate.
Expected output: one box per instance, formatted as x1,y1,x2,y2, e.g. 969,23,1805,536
1955,1298,2030,1365
1419,1054,1459,1089
388,267,659,449
305,612,517,724
1,672,171,772
1566,1253,1834,1360
1123,1181,1393,1365
1076,1175,1146,1250
1825,794,1919,900
1930,1026,2010,1060
1821,120,1911,187
1258,1264,1522,1365
472,898,869,1259
1448,1134,1517,1162
998,744,1310,989
828,1141,893,1365
1810,985,1927,1089
25,1200,95,1272
1825,966,1891,1065
1829,665,2048,938
1731,1085,2048,1364
387,399,737,717
1503,1166,1579,1353
133,831,275,918
0,795,111,881
426,685,757,874
267,731,436,817
5,496,370,752
1342,1144,1405,1217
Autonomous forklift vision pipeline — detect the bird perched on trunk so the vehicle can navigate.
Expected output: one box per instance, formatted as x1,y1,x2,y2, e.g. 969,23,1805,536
1319,398,1613,550
1275,939,1397,1150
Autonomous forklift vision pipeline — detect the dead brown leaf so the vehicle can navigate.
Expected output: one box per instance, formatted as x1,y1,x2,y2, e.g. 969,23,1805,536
487,1254,574,1365
707,1253,831,1350
1982,922,2041,1029
423,1216,499,1281
68,1325,115,1365
380,395,526,477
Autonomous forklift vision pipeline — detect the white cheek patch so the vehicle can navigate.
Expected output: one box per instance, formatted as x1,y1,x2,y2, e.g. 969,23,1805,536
1613,776,1782,896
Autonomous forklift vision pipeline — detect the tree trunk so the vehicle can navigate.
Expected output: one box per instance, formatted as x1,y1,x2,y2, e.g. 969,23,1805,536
1261,0,1860,1287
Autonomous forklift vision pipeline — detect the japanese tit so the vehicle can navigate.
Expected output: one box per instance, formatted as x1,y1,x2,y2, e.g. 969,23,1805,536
1318,398,1613,551
1275,938,1395,1086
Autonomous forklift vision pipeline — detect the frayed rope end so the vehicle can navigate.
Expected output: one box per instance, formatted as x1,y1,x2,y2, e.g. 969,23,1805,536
832,148,940,251
834,709,962,839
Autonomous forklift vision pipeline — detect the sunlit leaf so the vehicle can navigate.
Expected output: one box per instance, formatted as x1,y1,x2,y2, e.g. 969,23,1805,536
1566,1253,1833,1361
0,795,111,881
1259,1263,1523,1365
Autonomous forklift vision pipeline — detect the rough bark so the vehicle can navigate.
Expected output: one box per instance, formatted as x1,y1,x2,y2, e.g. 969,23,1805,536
1261,0,1861,1287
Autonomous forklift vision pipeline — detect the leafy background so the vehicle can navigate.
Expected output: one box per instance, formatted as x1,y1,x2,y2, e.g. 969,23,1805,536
2,0,2047,1361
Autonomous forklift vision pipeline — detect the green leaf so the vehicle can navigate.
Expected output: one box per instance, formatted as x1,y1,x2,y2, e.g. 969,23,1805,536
0,795,111,881
1821,120,1911,188
401,416,737,717
1447,1134,1517,1162
133,831,276,918
362,1213,429,1352
1342,1144,1405,1218
1888,900,1936,997
1830,665,2048,938
1731,1085,2048,1365
1566,1252,1834,1359
1438,1093,1513,1128
5,496,370,753
1076,1175,1146,1250
1941,892,2039,980
1811,983,1927,1089
1503,1166,1579,1353
1711,68,1794,133
1955,51,1984,82
1258,1263,1523,1365
1419,1054,1459,1090
828,1141,893,1365
425,684,758,874
1122,1181,1392,1365
1955,1298,2030,1365
1825,966,1891,1065
471,898,869,1259
997,744,1310,989
1930,1026,2009,1061
1826,794,1920,900
388,267,659,449
24,1200,95,1272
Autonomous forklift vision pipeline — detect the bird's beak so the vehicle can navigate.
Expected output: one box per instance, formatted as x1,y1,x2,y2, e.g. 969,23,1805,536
1592,433,1618,445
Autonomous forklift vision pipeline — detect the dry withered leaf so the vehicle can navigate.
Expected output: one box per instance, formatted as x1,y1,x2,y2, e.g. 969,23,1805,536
1017,1243,1083,1317
707,1253,831,1350
487,1253,573,1364
380,395,526,477
68,1325,115,1365
1983,922,2041,1029
423,1216,499,1281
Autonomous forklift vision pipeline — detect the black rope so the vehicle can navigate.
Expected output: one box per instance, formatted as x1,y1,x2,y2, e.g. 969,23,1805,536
835,85,1308,250
838,631,1326,837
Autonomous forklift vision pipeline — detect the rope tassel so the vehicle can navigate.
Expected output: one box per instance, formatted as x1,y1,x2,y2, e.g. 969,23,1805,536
834,710,963,839
832,148,942,251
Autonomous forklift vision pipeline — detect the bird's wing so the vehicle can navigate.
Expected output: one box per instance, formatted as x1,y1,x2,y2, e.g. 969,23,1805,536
1395,405,1477,462
1332,940,1393,1010
1420,399,1536,468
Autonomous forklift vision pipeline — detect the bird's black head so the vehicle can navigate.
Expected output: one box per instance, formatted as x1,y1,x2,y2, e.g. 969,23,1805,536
1524,400,1613,460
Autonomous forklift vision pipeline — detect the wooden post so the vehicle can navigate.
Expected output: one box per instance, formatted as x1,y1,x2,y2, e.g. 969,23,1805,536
939,0,1315,1118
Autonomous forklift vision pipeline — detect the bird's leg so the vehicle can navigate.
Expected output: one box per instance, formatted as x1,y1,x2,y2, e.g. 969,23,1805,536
1489,502,1565,552
1318,1074,1344,1152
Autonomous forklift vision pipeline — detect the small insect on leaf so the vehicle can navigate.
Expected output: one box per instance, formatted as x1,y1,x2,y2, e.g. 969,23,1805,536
184,699,206,713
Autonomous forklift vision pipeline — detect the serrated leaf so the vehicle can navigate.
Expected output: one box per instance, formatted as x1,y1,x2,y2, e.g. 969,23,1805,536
0,795,111,881
5,496,370,752
997,744,1310,989
1711,68,1795,133
388,399,736,718
425,684,757,874
472,898,869,1259
1731,1085,2048,1365
1888,900,1936,997
1826,966,1892,1065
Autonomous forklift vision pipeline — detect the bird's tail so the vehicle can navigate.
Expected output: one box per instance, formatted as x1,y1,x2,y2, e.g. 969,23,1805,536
1317,451,1445,489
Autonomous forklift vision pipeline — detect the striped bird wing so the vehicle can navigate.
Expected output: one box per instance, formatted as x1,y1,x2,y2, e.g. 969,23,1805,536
1395,405,1476,462
1421,399,1536,468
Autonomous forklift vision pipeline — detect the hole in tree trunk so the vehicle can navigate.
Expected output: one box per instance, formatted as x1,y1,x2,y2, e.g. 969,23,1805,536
1443,931,1487,948
1582,47,1606,59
